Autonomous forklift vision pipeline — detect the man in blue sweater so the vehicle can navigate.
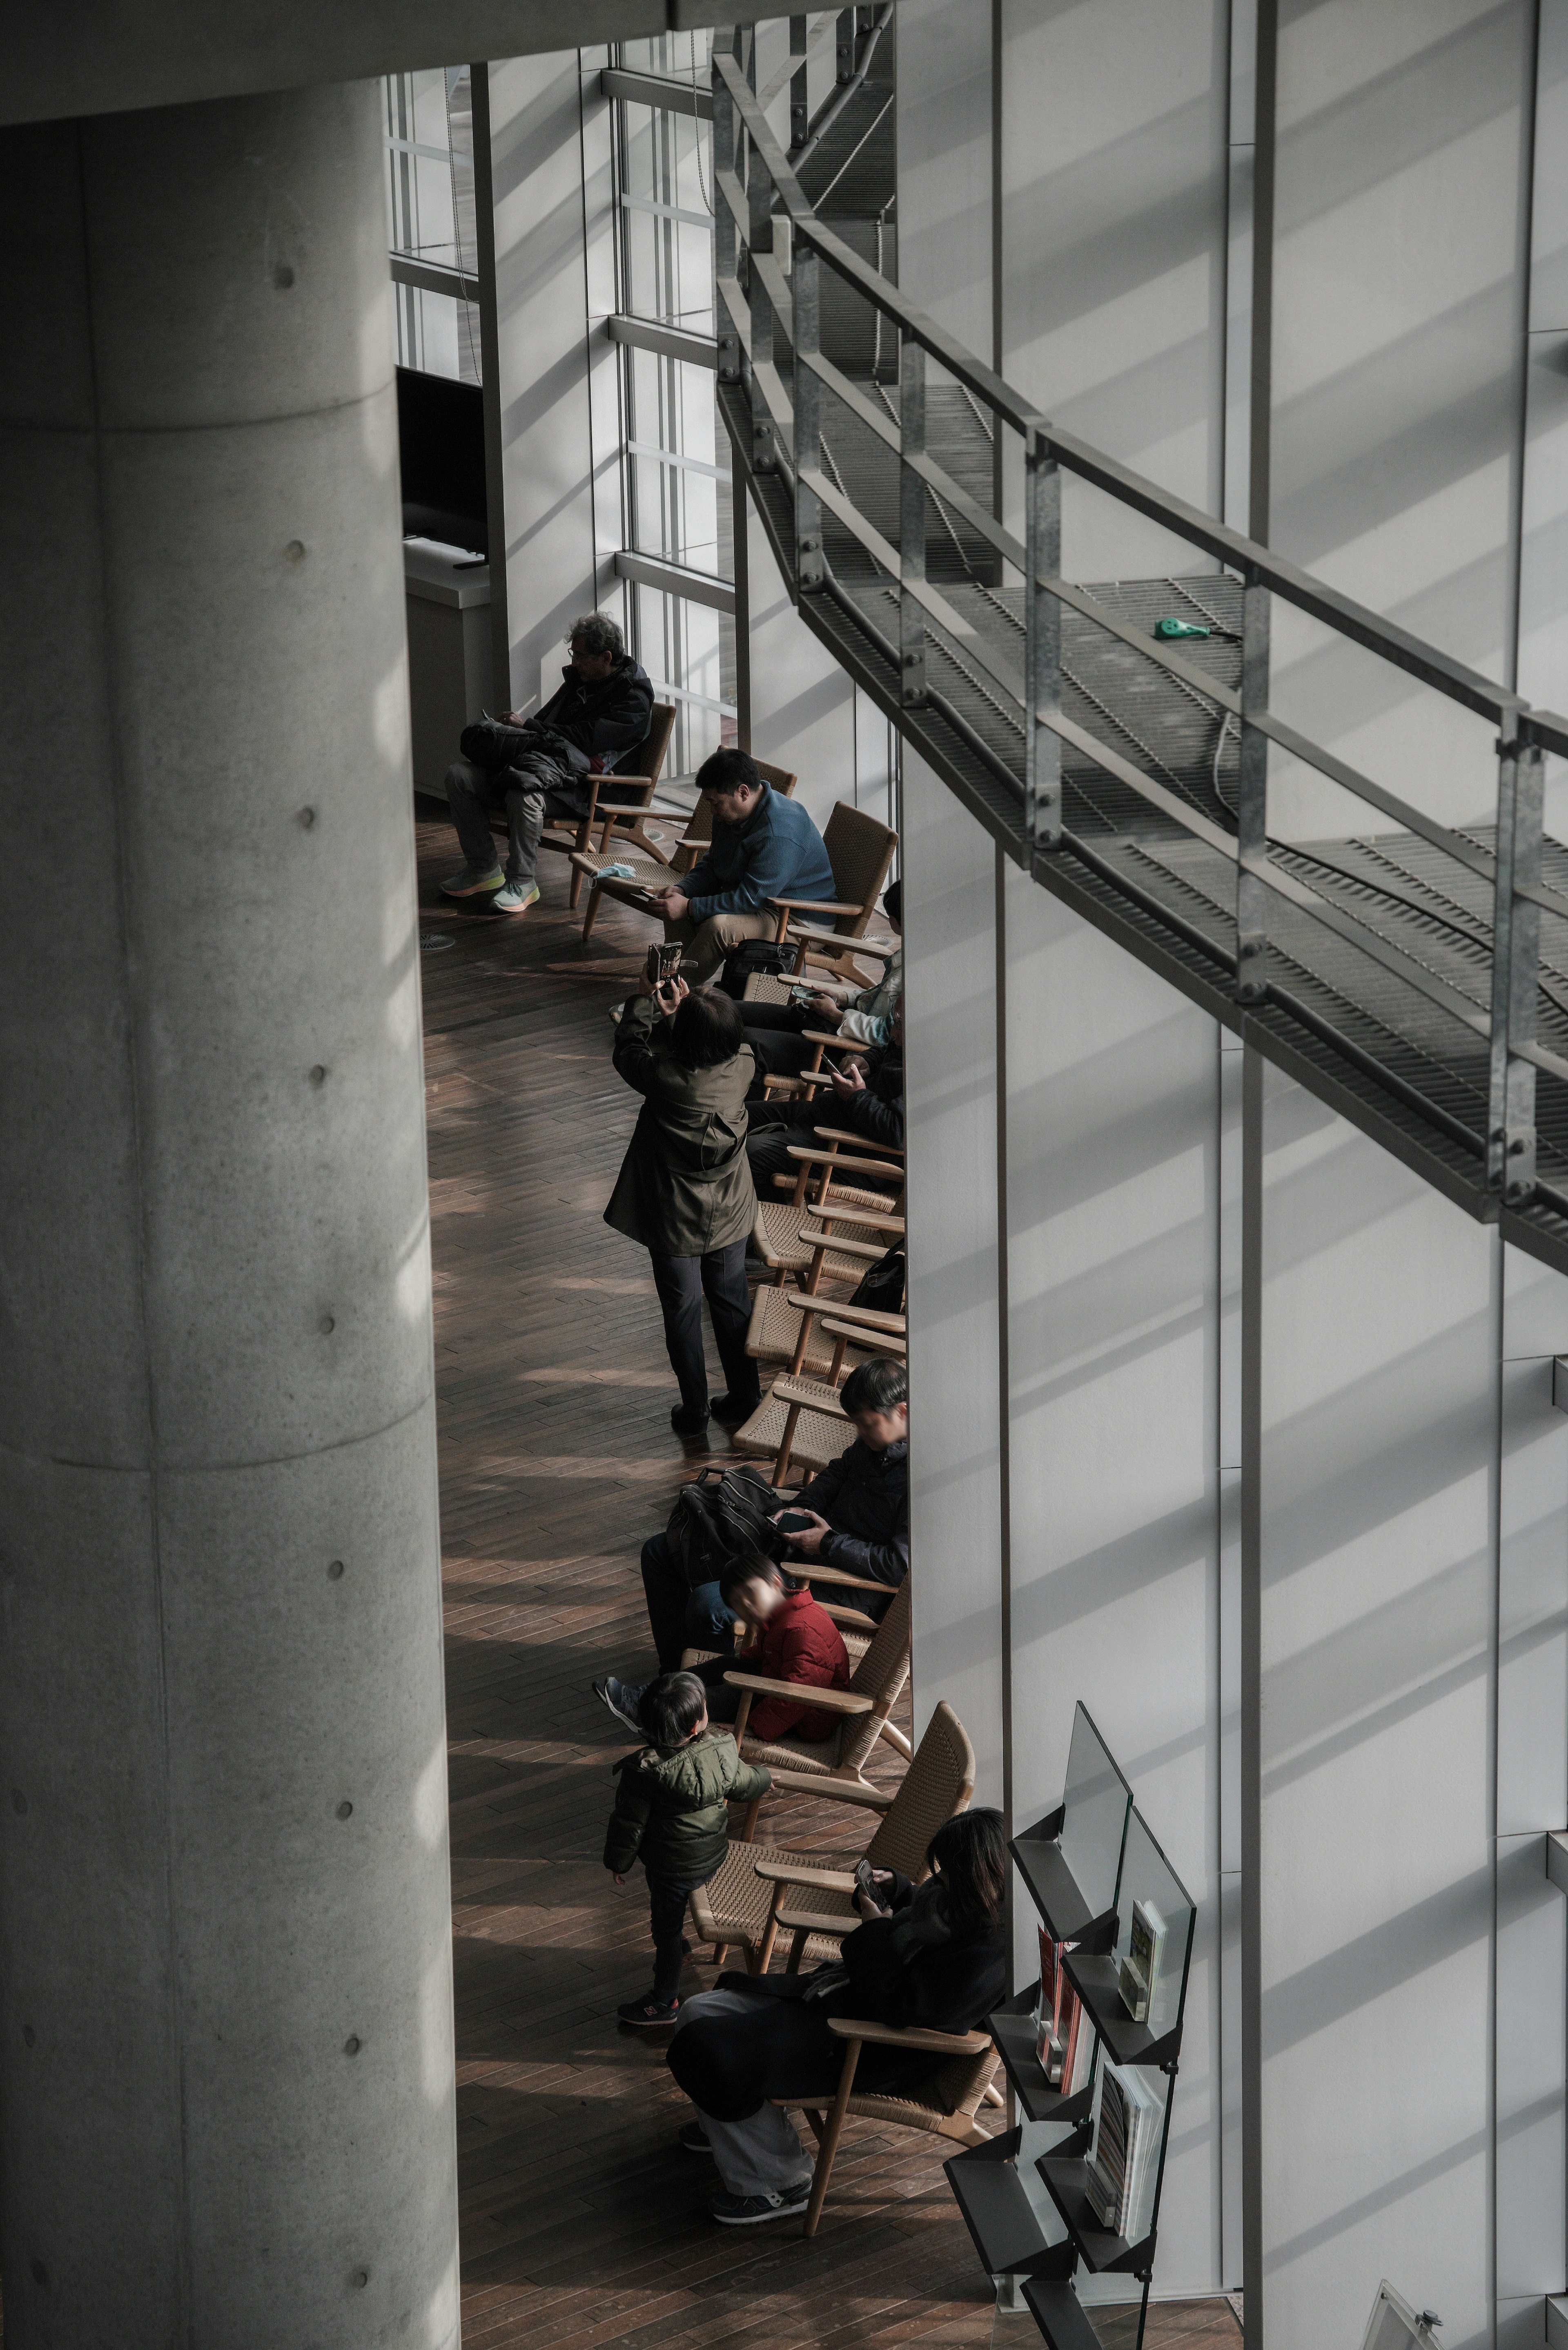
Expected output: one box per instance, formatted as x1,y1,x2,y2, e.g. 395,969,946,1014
645,748,835,985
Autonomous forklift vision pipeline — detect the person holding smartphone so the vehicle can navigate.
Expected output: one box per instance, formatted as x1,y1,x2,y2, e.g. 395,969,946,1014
604,965,764,1437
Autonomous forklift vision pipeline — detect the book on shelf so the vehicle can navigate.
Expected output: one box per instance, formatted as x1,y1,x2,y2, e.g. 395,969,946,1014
1034,1926,1090,2091
1116,1897,1167,2027
1083,2058,1162,2242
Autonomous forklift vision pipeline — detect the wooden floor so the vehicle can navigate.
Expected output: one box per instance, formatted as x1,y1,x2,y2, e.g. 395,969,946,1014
416,807,1242,2350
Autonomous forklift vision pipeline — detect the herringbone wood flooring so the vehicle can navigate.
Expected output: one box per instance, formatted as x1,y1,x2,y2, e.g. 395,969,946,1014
416,808,1241,2350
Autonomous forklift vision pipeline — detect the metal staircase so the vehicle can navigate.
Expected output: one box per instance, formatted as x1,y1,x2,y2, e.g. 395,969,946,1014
714,26,1568,1277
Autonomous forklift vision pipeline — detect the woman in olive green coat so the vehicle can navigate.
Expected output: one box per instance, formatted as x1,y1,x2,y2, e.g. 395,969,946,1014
605,974,764,1436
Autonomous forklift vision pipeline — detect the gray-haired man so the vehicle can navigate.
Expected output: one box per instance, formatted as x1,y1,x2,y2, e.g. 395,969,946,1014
440,612,654,914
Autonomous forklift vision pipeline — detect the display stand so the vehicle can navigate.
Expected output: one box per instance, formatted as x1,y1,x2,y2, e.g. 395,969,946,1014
944,1704,1196,2350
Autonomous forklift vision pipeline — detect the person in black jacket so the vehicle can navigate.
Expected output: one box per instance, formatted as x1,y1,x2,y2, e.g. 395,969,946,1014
666,1808,1006,2223
744,999,903,1200
635,1354,909,1668
439,611,654,916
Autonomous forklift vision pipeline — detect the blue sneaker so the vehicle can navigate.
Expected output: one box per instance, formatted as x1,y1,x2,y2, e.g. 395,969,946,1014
592,1676,645,1738
709,2179,812,2225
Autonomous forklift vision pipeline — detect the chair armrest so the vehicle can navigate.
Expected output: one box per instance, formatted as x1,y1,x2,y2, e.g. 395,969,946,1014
789,922,898,959
793,1231,889,1263
826,2017,993,2055
772,1375,850,1414
800,1204,905,1236
812,1127,904,1159
800,1030,848,1049
786,1146,904,1180
781,1293,906,1332
818,1602,880,1632
766,1777,894,1811
802,1564,899,1594
773,1905,852,1938
723,1673,873,1715
824,1319,904,1356
770,899,867,917
753,1860,858,1891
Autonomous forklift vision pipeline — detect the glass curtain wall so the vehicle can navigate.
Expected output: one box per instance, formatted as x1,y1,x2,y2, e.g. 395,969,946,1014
384,69,482,384
612,33,736,772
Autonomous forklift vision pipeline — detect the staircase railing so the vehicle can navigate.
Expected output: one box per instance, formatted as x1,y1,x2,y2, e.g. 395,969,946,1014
713,27,1568,1217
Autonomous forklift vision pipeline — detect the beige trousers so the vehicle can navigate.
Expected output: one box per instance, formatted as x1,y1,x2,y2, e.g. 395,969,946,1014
664,905,778,984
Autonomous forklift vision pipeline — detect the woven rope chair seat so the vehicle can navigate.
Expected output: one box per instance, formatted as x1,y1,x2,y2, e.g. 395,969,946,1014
742,971,796,1006
739,1722,847,1773
688,1842,857,1953
754,1203,880,1287
567,844,677,898
745,1284,872,1376
729,1385,847,1477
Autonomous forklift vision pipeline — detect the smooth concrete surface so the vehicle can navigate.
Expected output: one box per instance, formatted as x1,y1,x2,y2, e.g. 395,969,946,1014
1,1,780,133
901,751,1004,1809
895,0,994,361
0,84,458,2347
1252,1061,1494,2350
1003,870,1223,2290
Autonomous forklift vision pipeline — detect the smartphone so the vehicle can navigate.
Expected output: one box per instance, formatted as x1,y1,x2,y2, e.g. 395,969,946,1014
854,1858,880,1904
788,983,815,1006
773,1509,814,1536
645,941,683,987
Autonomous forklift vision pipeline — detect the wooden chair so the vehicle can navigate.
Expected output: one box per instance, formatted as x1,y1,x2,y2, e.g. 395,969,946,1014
687,1699,974,1969
745,1288,903,1382
763,803,898,976
786,2016,997,2237
535,702,679,907
731,1373,851,1486
728,1579,913,1815
753,1197,906,1294
570,760,797,940
745,924,899,1016
753,1142,905,1293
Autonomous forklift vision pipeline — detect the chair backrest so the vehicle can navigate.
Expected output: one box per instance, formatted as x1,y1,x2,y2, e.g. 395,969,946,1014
821,804,898,939
629,702,677,785
866,1699,975,1878
836,1579,912,1775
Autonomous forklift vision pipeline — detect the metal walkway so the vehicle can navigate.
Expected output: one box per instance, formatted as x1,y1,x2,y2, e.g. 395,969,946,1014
714,29,1568,1276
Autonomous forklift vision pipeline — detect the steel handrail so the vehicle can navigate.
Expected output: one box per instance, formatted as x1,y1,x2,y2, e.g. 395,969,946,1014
713,29,1558,1213
716,44,1568,756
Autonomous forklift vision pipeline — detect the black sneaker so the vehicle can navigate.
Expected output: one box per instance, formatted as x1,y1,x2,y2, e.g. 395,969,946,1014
618,1994,679,2027
671,1402,710,1435
678,2121,714,2157
710,1392,760,1430
592,1676,646,1738
709,2178,812,2225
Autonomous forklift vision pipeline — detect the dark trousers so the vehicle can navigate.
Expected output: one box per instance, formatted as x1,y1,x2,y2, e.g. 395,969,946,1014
641,1534,739,1671
443,752,581,882
746,1105,901,1200
648,1868,710,2002
742,1002,816,1095
649,1241,761,1418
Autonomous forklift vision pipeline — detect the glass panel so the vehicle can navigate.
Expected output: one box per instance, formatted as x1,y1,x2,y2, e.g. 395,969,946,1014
1058,1703,1133,1923
626,351,728,575
383,67,481,383
631,585,736,777
1112,1807,1194,2042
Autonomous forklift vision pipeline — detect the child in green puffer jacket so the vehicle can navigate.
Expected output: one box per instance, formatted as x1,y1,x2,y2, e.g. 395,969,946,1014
605,1669,772,2027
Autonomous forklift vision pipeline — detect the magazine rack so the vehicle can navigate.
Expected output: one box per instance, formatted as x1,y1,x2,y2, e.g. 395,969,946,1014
943,1703,1196,2350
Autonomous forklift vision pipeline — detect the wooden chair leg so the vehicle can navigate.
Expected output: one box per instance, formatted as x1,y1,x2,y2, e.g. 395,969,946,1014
877,1718,913,1761
569,863,585,908
754,1886,787,1975
738,1797,763,1844
801,2108,826,2145
784,1925,809,1975
772,1406,801,1487
582,884,603,941
804,2039,862,2238
712,1942,730,1969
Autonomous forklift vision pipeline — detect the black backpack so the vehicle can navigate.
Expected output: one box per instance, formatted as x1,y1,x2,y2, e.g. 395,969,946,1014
717,941,796,1000
849,1243,906,1317
665,1464,786,1592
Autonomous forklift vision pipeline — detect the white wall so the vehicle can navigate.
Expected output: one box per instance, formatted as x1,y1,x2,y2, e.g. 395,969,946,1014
1004,870,1225,2290
1265,0,1535,838
902,751,1005,1805
998,0,1231,578
743,491,861,835
1251,1059,1497,2350
895,0,993,357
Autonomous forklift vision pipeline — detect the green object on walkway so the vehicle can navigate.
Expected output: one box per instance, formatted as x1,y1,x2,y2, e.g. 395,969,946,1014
1154,616,1211,640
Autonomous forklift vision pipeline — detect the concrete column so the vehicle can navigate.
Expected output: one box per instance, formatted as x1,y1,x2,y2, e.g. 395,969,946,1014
0,84,458,2350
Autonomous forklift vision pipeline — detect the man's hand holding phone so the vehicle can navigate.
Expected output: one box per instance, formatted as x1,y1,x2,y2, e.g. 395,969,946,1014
831,1060,867,1098
853,1859,895,1918
771,1505,831,1558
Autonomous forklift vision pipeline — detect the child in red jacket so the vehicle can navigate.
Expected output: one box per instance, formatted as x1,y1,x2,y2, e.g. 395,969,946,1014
593,1553,850,1744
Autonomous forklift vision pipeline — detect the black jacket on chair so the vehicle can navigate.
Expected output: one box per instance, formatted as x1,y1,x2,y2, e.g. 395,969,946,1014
666,1873,1005,2121
791,1437,908,1599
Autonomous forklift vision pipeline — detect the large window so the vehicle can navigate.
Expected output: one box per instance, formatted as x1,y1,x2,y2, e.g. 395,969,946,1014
384,69,481,384
610,33,736,773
